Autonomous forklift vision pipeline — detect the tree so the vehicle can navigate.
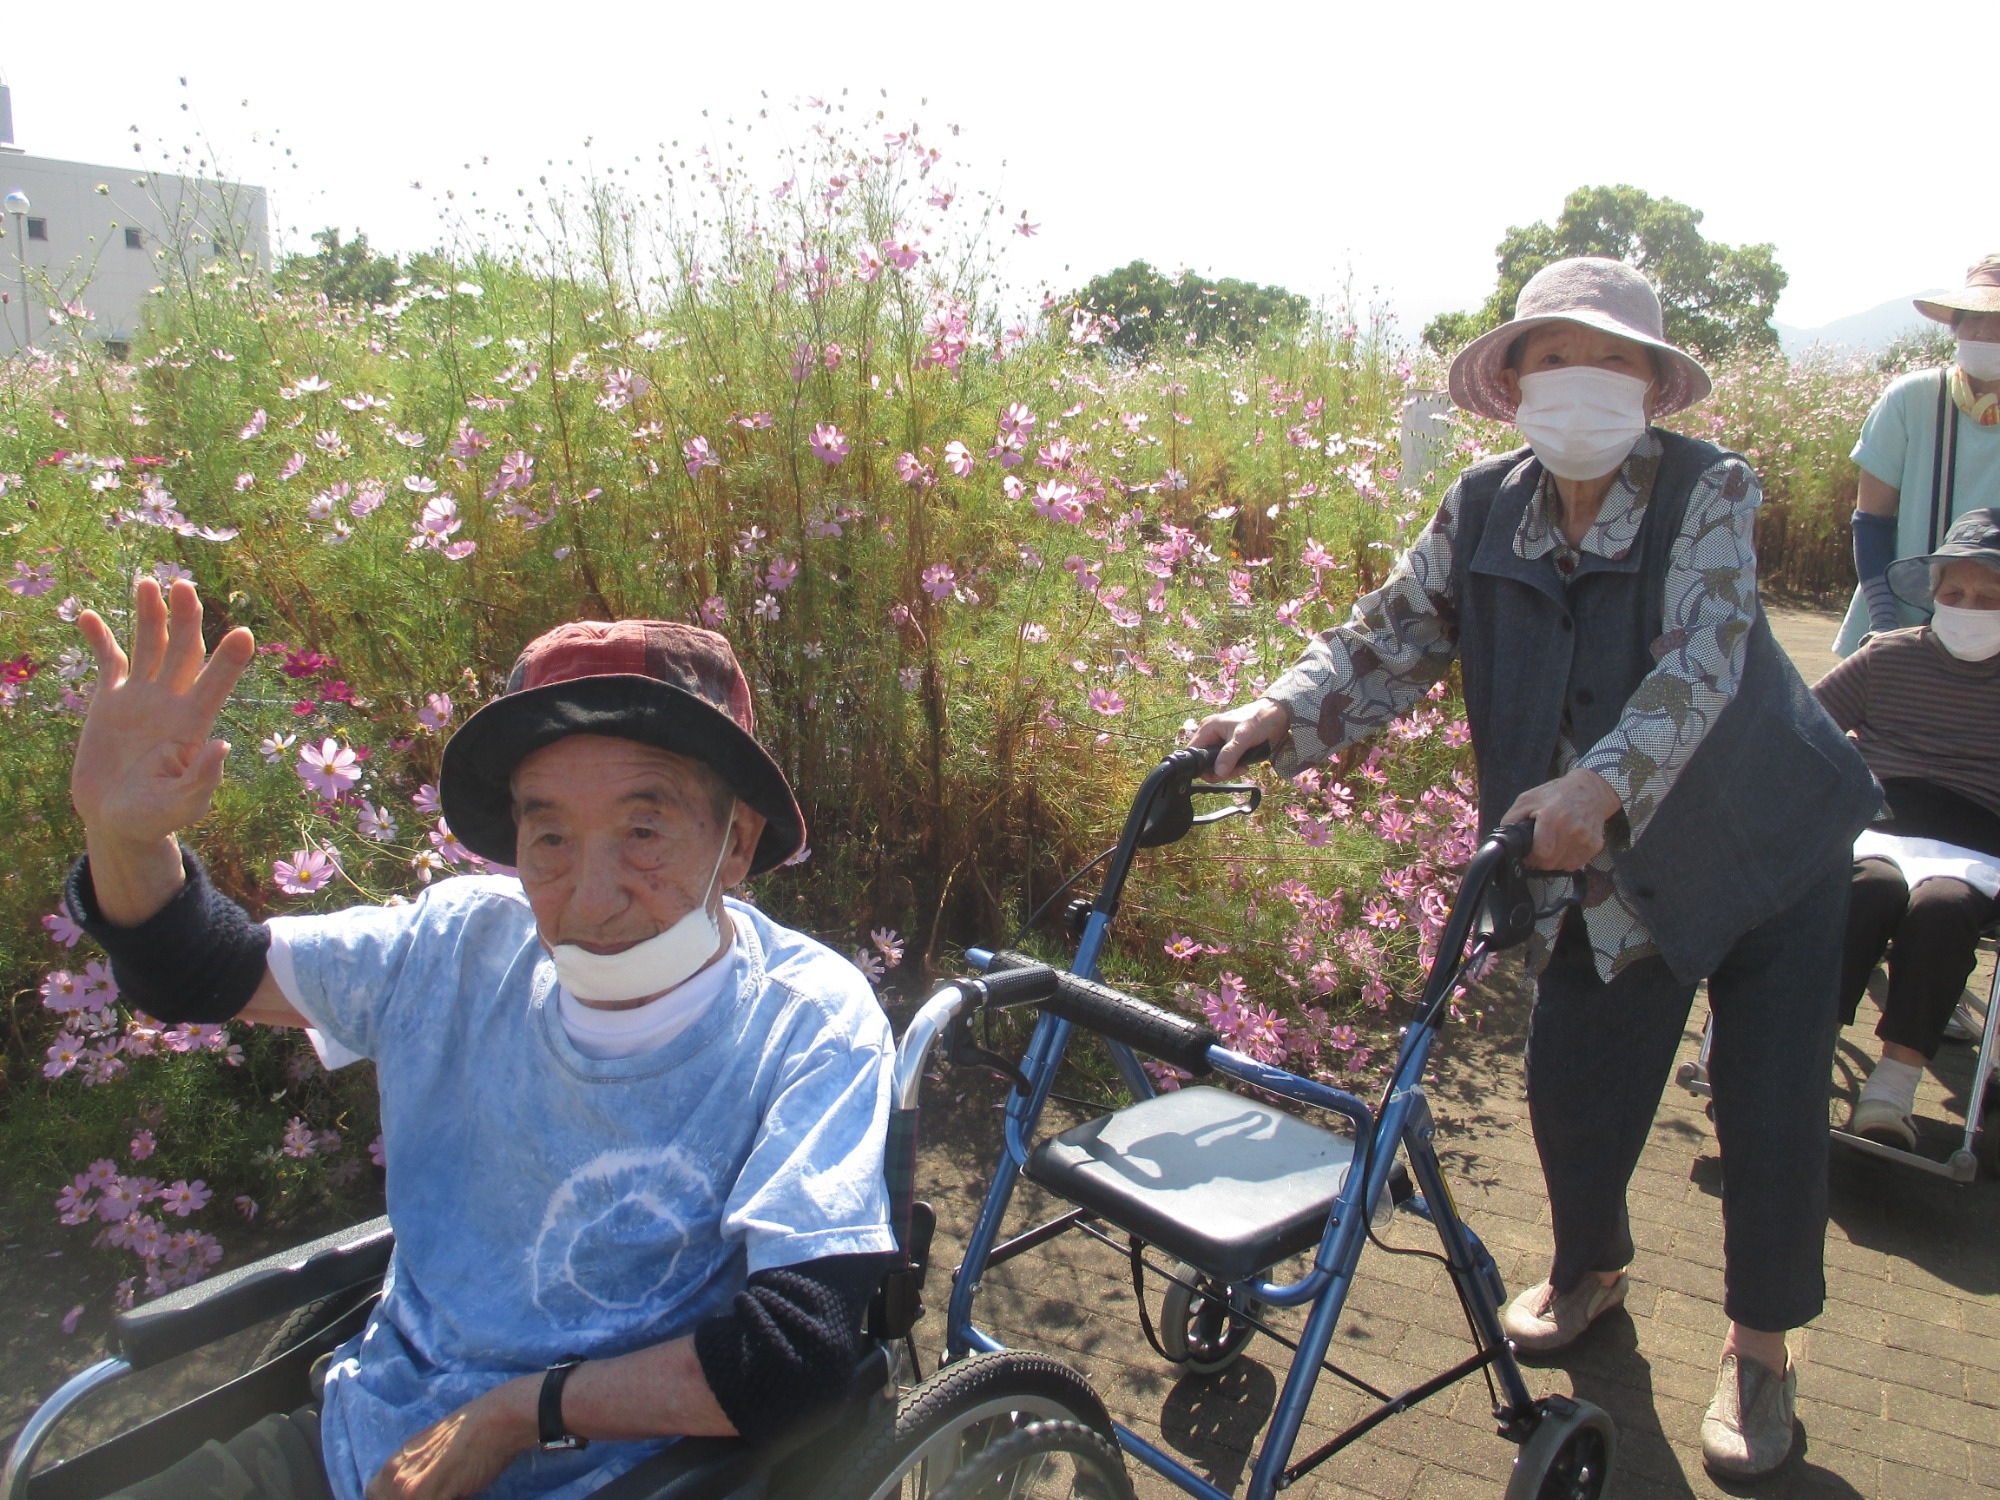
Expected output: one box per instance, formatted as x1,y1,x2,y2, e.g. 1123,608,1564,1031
1070,261,1309,356
1422,186,1787,361
286,228,402,308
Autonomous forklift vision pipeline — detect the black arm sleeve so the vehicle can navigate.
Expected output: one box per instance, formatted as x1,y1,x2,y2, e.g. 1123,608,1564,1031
692,1252,898,1444
64,849,272,1024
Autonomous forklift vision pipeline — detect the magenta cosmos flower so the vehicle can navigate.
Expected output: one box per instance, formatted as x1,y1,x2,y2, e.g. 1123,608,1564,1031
297,739,361,799
808,423,849,464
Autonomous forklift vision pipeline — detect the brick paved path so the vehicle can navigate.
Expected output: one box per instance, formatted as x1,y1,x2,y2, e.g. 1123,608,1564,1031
910,606,1999,1500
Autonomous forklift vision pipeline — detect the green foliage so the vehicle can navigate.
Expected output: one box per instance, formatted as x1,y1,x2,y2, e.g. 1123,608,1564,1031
1879,323,1955,374
1422,185,1788,361
286,227,403,308
1069,261,1309,356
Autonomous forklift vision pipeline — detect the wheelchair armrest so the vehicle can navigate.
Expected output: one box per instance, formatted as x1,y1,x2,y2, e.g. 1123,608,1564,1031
114,1216,394,1372
593,1343,893,1500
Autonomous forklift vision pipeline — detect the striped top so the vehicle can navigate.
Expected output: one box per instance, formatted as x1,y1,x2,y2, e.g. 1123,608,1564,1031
1811,626,2000,817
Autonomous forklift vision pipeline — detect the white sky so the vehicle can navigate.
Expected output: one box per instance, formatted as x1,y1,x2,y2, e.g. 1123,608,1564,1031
3,0,1986,334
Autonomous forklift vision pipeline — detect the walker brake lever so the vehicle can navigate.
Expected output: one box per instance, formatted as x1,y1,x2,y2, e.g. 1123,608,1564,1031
1187,782,1260,825
943,1010,1034,1096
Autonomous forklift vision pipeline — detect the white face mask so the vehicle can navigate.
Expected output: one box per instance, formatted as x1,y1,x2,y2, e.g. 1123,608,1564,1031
1956,338,2000,382
1513,367,1651,481
1929,602,2000,661
550,810,735,1003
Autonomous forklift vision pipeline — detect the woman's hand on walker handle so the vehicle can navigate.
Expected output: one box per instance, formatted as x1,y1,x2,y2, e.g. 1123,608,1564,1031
1191,698,1290,780
71,578,256,922
1500,769,1622,871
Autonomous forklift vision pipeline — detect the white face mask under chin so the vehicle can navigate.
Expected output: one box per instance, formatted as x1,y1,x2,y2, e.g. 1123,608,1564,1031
550,812,735,1003
1957,338,2000,383
1928,602,2000,661
1513,366,1651,481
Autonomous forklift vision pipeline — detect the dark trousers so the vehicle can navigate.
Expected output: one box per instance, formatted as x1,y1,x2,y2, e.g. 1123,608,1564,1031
1839,859,1996,1058
1526,858,1848,1332
112,1407,332,1500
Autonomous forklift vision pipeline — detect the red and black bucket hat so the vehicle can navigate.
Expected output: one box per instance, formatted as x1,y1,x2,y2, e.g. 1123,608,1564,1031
439,620,806,875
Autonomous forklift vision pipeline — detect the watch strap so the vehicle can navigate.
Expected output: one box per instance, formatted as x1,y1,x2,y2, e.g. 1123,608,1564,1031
537,1356,588,1451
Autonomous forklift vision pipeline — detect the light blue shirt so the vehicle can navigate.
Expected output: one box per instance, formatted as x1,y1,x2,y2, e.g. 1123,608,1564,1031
1835,367,2000,654
268,878,895,1500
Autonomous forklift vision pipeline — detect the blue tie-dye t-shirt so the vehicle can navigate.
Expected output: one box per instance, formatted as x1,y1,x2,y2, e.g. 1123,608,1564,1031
266,876,895,1500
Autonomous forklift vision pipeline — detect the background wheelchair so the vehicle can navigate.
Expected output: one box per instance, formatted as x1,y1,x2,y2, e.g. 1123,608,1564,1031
1677,910,2000,1182
8,742,1609,1499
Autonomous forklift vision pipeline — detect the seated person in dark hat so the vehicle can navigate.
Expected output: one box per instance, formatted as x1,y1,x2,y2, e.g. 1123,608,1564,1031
1813,508,2000,1148
65,580,896,1500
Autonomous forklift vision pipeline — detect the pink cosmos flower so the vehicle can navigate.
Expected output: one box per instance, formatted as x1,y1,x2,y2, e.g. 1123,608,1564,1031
808,424,849,465
944,440,974,478
1087,688,1127,716
369,1135,386,1168
236,1196,258,1220
159,1180,212,1217
737,411,774,430
870,928,904,968
752,594,781,622
1020,623,1049,643
297,738,361,798
413,783,443,816
1362,897,1403,930
998,404,1036,440
878,236,920,272
42,910,83,947
274,850,335,896
699,596,727,628
852,949,885,984
130,1129,156,1161
920,564,957,602
281,1118,319,1159
897,666,923,692
61,1306,84,1336
44,1033,84,1078
416,692,453,732
278,452,306,482
1164,935,1203,962
763,556,798,593
6,561,56,597
356,801,398,842
682,436,719,479
238,409,267,440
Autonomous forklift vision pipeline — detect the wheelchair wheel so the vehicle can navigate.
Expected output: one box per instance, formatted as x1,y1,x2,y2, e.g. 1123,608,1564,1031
1504,1396,1616,1500
824,1350,1116,1500
254,1284,378,1366
1156,1261,1259,1374
928,1420,1132,1500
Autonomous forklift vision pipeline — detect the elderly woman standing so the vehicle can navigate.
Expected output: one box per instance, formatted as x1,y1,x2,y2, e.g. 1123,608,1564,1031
1195,259,1878,1478
1837,254,2000,655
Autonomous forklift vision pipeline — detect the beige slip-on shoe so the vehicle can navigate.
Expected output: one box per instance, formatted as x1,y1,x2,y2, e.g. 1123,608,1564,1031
1499,1272,1627,1354
1701,1353,1797,1477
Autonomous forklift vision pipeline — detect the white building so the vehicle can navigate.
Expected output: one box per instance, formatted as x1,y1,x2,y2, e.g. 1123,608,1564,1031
0,75,270,359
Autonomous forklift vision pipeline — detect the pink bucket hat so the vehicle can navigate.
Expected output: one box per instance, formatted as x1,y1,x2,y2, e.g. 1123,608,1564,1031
1446,257,1712,422
1915,254,2000,324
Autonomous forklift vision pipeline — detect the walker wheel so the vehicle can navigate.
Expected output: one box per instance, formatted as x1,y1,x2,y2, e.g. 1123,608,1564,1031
1156,1260,1260,1374
1505,1396,1616,1500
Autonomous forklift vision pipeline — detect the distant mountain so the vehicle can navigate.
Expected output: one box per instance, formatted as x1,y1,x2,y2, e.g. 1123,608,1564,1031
1775,293,1946,357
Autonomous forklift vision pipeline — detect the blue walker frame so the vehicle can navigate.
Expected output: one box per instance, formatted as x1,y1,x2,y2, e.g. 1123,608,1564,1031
949,746,1578,1500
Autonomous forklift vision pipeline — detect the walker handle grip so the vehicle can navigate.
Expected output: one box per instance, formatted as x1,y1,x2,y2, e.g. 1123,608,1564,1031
985,950,1217,1076
967,962,1061,1009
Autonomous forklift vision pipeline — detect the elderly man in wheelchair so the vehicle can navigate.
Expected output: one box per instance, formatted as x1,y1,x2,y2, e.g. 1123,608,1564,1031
36,580,902,1500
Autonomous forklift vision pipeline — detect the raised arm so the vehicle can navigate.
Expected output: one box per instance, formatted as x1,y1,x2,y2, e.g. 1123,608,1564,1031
69,577,302,1027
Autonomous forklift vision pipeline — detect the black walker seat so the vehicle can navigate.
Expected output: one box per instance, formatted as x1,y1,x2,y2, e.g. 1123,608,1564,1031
1024,1084,1356,1286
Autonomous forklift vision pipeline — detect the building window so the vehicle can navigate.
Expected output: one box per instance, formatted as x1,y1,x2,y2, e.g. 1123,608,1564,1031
26,217,46,240
124,227,143,250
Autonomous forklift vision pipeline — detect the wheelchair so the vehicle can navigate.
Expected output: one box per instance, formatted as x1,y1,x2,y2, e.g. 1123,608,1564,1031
8,743,1611,1500
1677,901,2000,1183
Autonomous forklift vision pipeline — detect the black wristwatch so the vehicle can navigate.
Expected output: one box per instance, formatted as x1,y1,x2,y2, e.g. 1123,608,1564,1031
537,1355,589,1452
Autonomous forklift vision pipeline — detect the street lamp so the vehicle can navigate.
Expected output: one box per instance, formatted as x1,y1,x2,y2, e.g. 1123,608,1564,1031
4,189,31,352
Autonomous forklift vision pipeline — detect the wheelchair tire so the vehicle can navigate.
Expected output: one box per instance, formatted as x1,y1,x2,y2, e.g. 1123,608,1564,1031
822,1350,1115,1500
1504,1396,1616,1500
254,1284,377,1367
1155,1261,1260,1374
927,1420,1132,1500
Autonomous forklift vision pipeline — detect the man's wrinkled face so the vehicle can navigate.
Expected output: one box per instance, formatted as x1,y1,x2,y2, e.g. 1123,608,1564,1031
510,736,763,954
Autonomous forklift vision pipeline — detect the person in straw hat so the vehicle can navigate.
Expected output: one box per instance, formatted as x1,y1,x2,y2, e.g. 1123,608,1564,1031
60,581,898,1500
1836,253,2000,656
1195,257,1878,1477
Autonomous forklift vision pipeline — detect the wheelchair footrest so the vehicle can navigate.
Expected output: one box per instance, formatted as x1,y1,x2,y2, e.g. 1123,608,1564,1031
1024,1085,1356,1285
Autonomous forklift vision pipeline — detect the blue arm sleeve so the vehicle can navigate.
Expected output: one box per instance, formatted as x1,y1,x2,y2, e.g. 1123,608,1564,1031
1852,509,1901,633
